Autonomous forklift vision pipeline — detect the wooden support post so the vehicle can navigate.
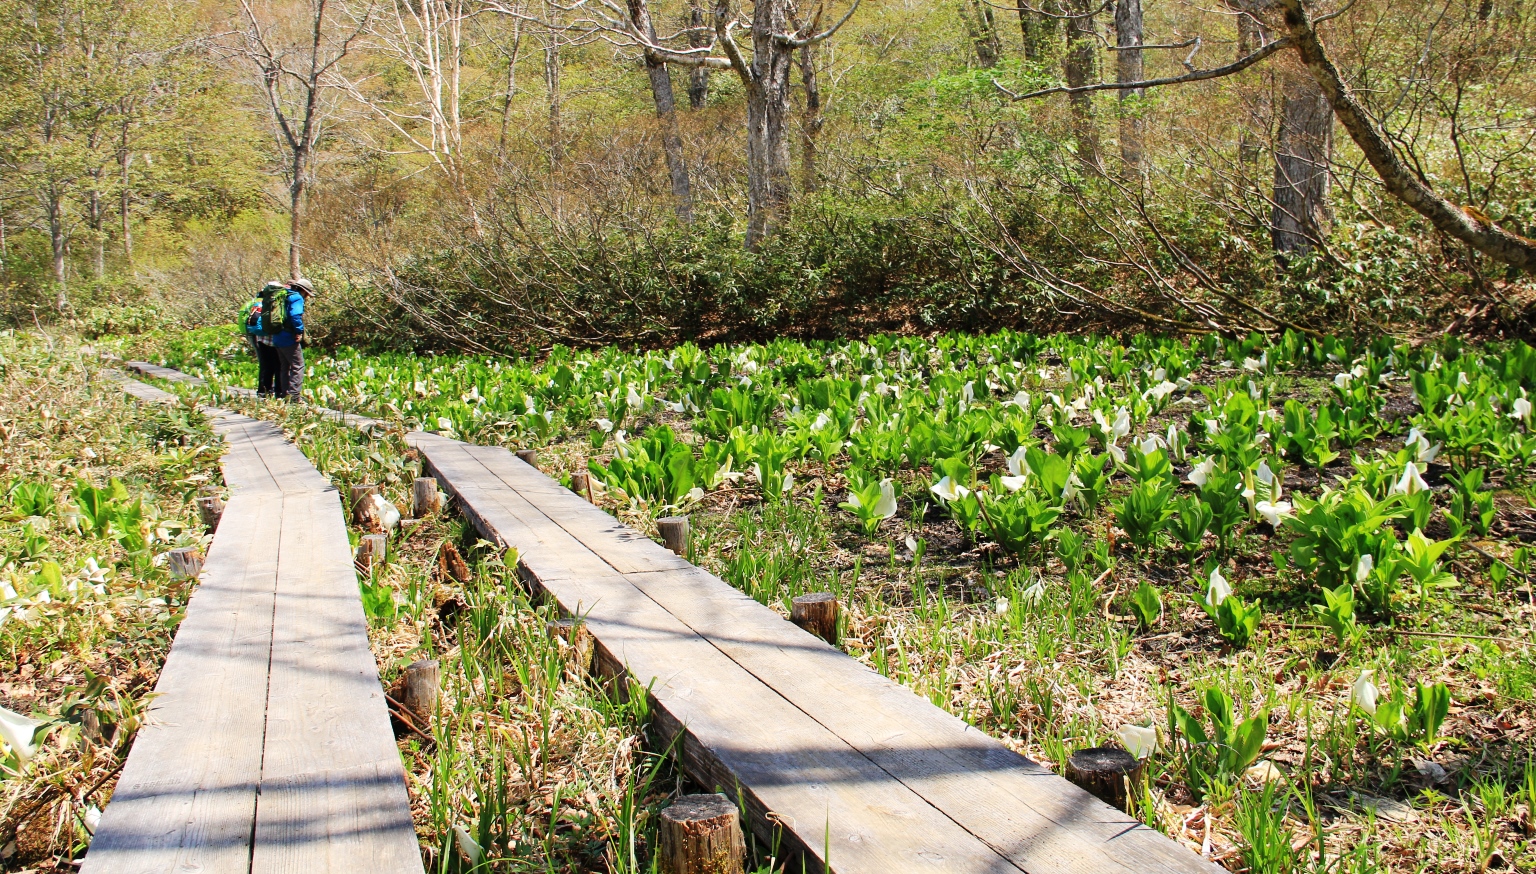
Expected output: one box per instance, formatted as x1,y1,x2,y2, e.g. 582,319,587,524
391,659,440,729
515,449,538,470
167,547,204,580
195,492,224,532
570,471,593,503
658,516,689,557
1064,747,1145,812
790,592,839,645
356,533,387,571
350,484,381,530
411,477,442,518
547,618,595,673
657,794,745,874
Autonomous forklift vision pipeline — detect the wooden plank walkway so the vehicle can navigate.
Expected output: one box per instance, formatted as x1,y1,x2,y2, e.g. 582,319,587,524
120,359,382,431
83,374,421,874
409,431,1221,874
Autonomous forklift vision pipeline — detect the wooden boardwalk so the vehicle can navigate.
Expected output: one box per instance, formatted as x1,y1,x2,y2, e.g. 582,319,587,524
120,359,382,430
410,432,1221,874
85,374,421,874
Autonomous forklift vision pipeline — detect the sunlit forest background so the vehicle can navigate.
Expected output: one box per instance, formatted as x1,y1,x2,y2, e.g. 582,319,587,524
1,0,1533,349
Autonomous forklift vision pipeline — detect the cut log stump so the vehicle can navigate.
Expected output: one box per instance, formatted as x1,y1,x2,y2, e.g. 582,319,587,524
168,547,204,580
390,659,440,731
570,471,593,503
658,516,689,557
515,449,538,470
1064,747,1145,813
356,533,387,571
436,540,471,584
195,492,225,532
547,618,595,673
790,592,839,645
411,477,442,518
657,794,745,874
350,484,381,530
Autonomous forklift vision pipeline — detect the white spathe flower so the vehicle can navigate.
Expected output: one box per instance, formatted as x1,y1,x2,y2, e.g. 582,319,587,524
0,704,43,763
595,417,615,433
1021,578,1045,603
626,386,644,409
1004,391,1030,409
1255,460,1275,487
453,825,484,864
1256,499,1292,527
1512,397,1532,424
811,411,832,431
931,476,970,503
1136,435,1162,456
1006,446,1029,478
1243,356,1262,372
1334,372,1353,389
686,487,706,504
1146,380,1178,402
369,493,401,532
1352,670,1380,715
1391,462,1430,495
1206,567,1233,606
1356,553,1375,582
435,417,454,432
999,475,1027,492
1187,456,1216,488
995,597,1010,615
1117,724,1158,760
1404,428,1441,464
81,558,109,585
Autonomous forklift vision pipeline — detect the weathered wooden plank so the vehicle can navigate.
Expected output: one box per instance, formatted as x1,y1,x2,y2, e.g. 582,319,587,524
105,371,179,406
81,494,281,874
125,361,206,385
250,491,422,874
412,434,1021,873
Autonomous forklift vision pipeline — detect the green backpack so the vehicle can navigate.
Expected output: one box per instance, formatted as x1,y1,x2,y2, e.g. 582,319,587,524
238,298,263,335
258,282,291,336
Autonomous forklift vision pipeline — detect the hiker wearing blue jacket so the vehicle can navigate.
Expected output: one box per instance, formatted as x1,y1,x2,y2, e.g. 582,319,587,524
270,277,314,401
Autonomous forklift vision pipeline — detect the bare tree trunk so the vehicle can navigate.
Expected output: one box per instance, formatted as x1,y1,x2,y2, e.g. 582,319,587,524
89,185,105,279
119,118,133,271
545,24,563,174
1064,0,1100,167
1114,0,1144,174
290,168,307,279
797,36,822,194
962,0,1003,68
1270,64,1331,256
629,0,693,222
47,189,67,311
1018,0,1059,62
730,0,797,248
687,0,711,108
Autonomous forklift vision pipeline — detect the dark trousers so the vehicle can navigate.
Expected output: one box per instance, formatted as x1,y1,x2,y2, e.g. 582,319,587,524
275,344,304,401
255,342,279,397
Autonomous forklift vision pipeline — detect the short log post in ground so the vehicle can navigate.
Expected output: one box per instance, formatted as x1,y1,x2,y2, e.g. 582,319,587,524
356,533,387,571
790,592,839,645
515,449,538,470
547,618,595,673
167,547,204,579
390,659,440,731
657,794,745,874
411,477,442,518
1064,747,1145,813
436,540,471,584
195,490,225,532
350,484,381,530
570,471,593,503
657,516,689,557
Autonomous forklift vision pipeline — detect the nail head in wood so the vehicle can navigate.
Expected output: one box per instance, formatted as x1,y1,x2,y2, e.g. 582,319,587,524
547,618,595,673
411,476,442,518
790,592,839,645
350,484,381,529
167,547,203,579
392,659,439,729
356,533,387,571
657,516,689,557
195,495,224,532
657,793,745,874
570,470,593,503
515,448,538,469
1064,746,1145,813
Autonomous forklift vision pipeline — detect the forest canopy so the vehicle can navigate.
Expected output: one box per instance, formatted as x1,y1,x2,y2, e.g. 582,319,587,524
0,0,1532,348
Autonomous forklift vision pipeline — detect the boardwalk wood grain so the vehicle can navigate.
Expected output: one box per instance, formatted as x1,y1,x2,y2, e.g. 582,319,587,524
83,374,420,874
410,431,1221,874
